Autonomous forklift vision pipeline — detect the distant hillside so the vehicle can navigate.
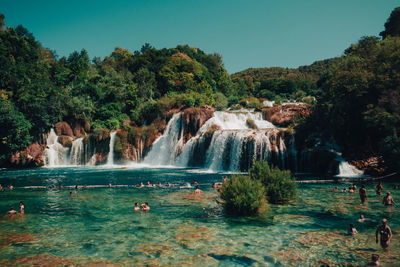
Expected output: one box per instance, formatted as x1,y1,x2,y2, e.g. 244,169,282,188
231,57,342,84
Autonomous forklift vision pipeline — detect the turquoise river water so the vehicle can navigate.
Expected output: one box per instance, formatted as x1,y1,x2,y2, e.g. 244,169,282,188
0,167,399,266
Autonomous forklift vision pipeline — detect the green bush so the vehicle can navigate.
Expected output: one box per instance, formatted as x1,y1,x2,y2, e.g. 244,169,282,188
105,118,120,130
213,92,228,111
220,175,266,216
249,161,297,203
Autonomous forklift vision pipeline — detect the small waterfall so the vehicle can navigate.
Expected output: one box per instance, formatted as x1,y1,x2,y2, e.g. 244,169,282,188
106,132,117,166
44,129,69,166
336,161,363,177
70,138,84,165
143,113,184,166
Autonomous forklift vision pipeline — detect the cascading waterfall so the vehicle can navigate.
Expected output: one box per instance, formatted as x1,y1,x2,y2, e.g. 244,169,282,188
143,113,184,166
43,129,69,166
106,132,117,166
144,111,289,171
70,137,84,165
336,160,364,177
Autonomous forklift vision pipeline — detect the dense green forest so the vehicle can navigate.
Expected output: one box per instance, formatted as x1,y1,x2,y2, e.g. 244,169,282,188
1,7,400,172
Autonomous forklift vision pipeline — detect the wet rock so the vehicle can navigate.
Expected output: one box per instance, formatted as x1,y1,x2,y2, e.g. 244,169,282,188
10,142,45,167
262,104,311,127
182,106,214,141
55,121,74,137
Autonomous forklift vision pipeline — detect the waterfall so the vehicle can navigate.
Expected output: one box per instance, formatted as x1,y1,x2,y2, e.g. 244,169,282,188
43,129,69,167
143,111,291,171
143,113,184,166
336,161,364,177
70,138,84,165
106,132,117,166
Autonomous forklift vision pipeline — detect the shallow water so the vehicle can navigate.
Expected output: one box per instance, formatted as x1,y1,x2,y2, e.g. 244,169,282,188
0,167,399,266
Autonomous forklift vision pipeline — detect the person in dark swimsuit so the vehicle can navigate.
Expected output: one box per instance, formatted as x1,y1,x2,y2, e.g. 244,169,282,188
376,182,383,196
376,219,392,249
359,184,367,204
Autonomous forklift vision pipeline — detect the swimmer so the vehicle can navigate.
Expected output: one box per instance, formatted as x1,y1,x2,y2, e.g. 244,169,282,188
358,215,365,223
69,191,72,196
83,184,87,189
75,185,79,189
108,183,112,188
347,223,358,235
352,183,357,190
194,186,202,195
7,206,18,214
134,202,140,212
58,184,63,190
333,186,339,191
192,180,199,186
382,192,396,206
167,182,172,187
147,181,152,187
367,254,383,267
376,182,383,196
376,219,392,249
348,187,355,193
141,202,150,211
157,182,162,187
359,184,367,204
394,185,399,190
343,188,347,193
19,202,24,214
8,184,13,190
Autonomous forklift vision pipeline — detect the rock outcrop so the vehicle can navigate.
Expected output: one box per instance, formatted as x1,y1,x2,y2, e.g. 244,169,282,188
10,142,45,167
263,104,311,127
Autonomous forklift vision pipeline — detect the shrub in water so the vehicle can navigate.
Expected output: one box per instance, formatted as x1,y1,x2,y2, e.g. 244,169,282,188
220,175,266,216
250,161,297,203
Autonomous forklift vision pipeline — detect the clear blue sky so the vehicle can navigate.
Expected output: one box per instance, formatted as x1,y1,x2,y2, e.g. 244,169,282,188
1,0,398,73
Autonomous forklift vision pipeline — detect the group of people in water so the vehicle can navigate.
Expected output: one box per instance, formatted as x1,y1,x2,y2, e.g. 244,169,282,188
336,181,397,266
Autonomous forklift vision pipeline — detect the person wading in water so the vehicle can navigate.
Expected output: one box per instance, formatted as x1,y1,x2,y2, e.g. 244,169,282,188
375,219,392,249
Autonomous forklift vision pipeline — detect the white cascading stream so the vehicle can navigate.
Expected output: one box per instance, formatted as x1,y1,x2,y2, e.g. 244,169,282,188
143,113,184,166
43,129,69,167
145,111,287,171
106,132,117,166
70,137,84,165
336,161,364,177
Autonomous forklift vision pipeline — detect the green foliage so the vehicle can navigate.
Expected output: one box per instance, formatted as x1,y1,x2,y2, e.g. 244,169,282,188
0,99,32,158
249,161,297,203
380,7,400,39
213,92,228,110
220,175,266,216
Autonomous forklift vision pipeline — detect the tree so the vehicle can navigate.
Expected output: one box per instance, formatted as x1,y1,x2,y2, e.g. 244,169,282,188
380,7,400,39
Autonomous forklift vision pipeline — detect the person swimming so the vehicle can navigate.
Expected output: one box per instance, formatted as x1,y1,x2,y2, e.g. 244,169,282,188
376,219,392,249
347,223,358,235
367,254,383,267
376,182,383,196
19,202,24,214
7,206,18,215
359,184,367,204
194,186,202,195
134,202,140,212
383,192,396,206
167,182,172,187
358,215,365,223
343,188,347,193
141,202,150,211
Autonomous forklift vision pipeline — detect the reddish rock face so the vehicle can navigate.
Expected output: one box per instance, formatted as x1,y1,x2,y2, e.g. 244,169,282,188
54,122,73,137
10,142,45,167
182,106,215,141
263,104,311,127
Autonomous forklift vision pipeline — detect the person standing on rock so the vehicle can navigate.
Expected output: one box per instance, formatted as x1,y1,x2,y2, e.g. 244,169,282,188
376,219,392,249
359,184,367,204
